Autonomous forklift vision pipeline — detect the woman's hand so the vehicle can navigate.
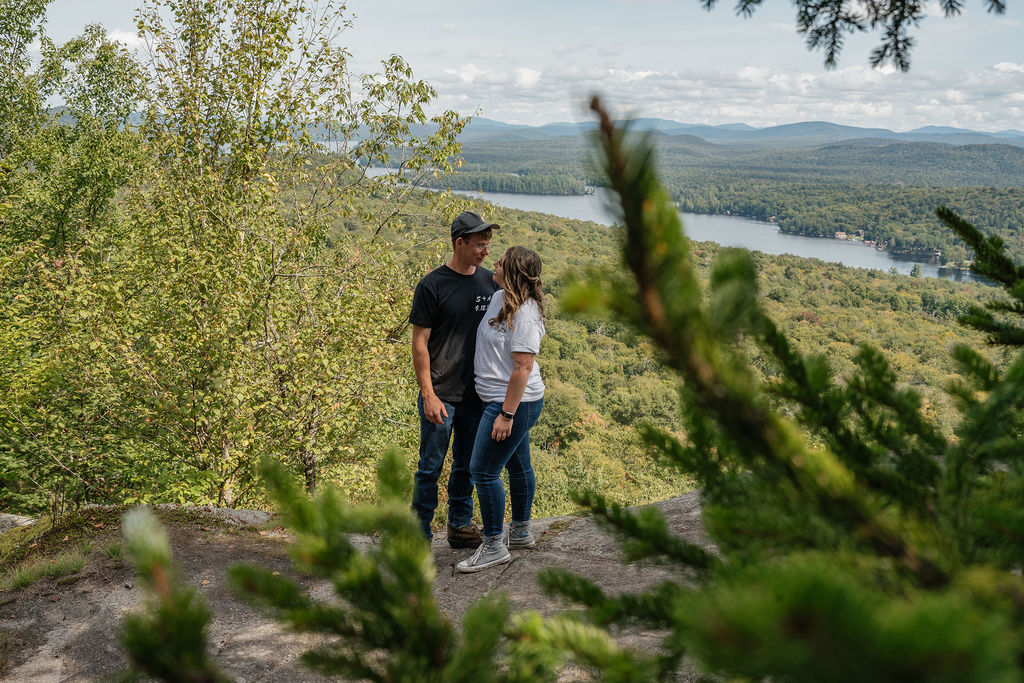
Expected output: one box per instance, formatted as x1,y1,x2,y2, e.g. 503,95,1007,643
492,414,513,441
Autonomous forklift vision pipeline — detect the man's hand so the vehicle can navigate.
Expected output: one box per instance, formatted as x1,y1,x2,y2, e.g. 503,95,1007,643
422,394,448,424
412,325,447,423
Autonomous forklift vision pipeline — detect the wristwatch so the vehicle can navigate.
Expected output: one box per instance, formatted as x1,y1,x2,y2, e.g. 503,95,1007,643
499,409,515,421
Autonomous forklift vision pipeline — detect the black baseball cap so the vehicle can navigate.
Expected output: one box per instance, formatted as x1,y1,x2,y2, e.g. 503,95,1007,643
451,211,500,239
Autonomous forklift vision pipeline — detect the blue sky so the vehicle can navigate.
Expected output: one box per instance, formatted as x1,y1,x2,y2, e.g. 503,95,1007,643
43,0,1023,131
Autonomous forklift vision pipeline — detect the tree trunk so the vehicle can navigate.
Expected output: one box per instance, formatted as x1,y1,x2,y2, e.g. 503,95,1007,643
301,416,320,495
219,438,236,507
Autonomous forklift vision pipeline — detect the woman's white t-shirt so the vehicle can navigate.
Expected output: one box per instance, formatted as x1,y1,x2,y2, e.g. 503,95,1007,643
474,291,545,404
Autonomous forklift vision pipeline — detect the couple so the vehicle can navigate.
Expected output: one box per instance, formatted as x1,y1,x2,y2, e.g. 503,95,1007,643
410,210,545,573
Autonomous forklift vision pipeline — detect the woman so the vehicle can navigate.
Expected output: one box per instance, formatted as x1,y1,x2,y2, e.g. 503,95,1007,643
457,246,546,573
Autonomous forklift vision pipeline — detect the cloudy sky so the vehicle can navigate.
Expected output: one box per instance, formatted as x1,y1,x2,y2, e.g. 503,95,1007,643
44,0,1023,132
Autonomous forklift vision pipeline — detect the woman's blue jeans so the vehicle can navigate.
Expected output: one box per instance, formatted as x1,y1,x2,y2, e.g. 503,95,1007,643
470,399,544,538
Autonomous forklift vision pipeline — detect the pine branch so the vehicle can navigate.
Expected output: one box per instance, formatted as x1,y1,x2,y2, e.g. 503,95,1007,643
758,314,890,481
537,569,686,629
572,489,719,570
441,594,512,683
589,96,950,589
510,612,662,683
945,350,1024,528
227,452,462,680
937,206,1024,291
119,508,233,683
937,206,1024,347
638,422,735,496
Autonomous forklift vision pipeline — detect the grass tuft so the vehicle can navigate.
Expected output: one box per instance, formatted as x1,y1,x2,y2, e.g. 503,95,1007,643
1,547,90,590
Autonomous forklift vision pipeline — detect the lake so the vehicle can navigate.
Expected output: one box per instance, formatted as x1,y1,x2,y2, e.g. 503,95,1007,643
460,188,980,283
364,169,979,282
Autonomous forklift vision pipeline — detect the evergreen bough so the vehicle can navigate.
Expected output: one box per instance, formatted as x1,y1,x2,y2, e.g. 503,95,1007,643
226,451,559,682
120,508,231,683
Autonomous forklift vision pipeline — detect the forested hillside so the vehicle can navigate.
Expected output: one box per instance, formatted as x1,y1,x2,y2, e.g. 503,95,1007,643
419,170,588,195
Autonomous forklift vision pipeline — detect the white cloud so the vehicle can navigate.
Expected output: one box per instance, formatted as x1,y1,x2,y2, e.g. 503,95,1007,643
737,66,771,83
38,0,1021,134
546,64,612,80
514,68,541,88
608,68,657,83
994,62,1024,72
422,58,1024,133
442,64,509,85
106,28,141,50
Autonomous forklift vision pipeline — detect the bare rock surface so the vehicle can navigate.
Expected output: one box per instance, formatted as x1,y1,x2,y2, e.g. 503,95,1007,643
0,514,35,533
0,493,707,682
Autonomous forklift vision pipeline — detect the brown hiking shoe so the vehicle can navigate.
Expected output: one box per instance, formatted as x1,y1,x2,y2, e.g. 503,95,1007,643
447,523,482,549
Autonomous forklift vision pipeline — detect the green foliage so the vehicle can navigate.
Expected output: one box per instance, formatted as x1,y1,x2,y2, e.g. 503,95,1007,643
2,20,144,250
232,452,513,680
0,0,471,511
67,0,467,505
4,2,992,517
672,177,1023,265
678,556,1018,682
0,0,48,158
0,6,147,515
535,99,1024,680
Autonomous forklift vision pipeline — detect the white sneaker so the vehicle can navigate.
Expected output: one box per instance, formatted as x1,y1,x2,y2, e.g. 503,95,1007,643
456,535,511,573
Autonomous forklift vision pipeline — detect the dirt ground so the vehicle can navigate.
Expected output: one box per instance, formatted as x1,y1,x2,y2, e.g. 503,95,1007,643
0,494,709,682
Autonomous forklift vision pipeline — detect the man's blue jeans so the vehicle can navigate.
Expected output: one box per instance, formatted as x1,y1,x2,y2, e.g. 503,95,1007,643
470,399,544,538
412,395,482,539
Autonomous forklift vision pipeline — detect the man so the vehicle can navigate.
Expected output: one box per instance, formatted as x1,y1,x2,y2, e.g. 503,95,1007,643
409,210,499,547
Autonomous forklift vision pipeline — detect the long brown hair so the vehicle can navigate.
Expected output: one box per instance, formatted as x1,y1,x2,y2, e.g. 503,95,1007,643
490,246,545,329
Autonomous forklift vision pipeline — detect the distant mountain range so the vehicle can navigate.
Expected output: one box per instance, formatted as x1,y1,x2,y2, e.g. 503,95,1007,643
459,117,1024,149
60,105,1021,151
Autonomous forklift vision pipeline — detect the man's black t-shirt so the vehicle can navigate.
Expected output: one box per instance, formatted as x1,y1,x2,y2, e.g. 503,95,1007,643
410,265,497,403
